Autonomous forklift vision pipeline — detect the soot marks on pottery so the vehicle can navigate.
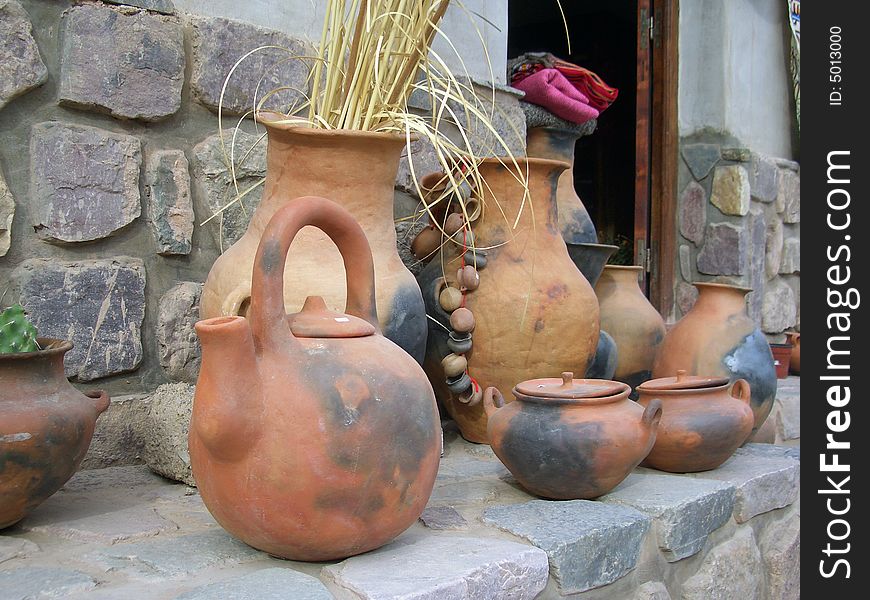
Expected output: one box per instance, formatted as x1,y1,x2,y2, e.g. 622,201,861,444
258,239,283,274
560,210,597,245
723,329,777,416
534,319,545,333
315,489,386,516
383,283,427,364
586,331,618,379
546,283,569,301
679,412,743,459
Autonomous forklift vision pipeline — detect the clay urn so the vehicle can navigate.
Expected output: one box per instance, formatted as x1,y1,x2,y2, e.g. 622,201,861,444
636,370,755,473
1,339,110,529
190,197,441,562
484,372,661,499
786,332,800,374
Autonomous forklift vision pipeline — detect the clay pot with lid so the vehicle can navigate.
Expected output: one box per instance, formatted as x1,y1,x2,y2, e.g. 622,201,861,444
483,372,661,499
190,196,441,561
1,339,110,529
637,370,755,472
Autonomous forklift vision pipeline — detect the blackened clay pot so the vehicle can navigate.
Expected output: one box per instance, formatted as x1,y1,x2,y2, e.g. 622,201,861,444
637,371,754,472
484,373,661,499
566,243,618,287
652,282,777,434
191,197,441,562
1,339,109,529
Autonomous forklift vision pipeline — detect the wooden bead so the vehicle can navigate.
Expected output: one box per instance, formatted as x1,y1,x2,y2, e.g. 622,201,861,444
441,353,467,378
444,212,464,236
449,307,475,333
439,286,463,312
456,265,480,291
410,227,440,260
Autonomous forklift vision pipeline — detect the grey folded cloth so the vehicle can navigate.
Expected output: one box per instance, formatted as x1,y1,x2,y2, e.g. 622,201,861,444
520,100,598,136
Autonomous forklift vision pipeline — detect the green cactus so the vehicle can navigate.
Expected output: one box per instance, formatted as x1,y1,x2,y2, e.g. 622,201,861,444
0,304,40,354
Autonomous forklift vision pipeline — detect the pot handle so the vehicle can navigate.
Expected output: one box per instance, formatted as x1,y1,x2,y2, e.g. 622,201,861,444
482,387,506,419
641,398,663,428
248,196,379,348
729,379,752,405
84,390,110,415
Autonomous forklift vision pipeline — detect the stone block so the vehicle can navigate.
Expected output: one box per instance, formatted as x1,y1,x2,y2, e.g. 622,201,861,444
692,451,799,523
322,533,549,600
759,511,800,600
82,393,151,470
177,567,333,600
0,0,47,110
189,16,314,116
192,129,266,248
395,217,430,275
13,257,146,381
600,473,735,561
696,222,746,275
59,5,184,121
482,499,650,594
765,219,783,279
146,150,194,255
634,581,671,600
780,237,800,274
681,144,720,180
445,82,527,157
778,168,800,222
157,282,203,382
419,506,468,530
0,566,96,598
30,122,142,242
395,137,442,196
720,147,751,162
0,536,39,563
679,245,692,281
28,505,178,544
711,165,750,216
102,0,176,15
747,210,767,321
676,280,698,317
679,181,706,245
681,528,763,600
0,168,12,256
761,277,797,333
750,154,779,203
736,443,800,463
142,383,196,486
776,387,800,441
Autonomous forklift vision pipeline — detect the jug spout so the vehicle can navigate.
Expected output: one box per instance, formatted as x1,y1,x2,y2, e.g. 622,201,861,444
192,316,262,462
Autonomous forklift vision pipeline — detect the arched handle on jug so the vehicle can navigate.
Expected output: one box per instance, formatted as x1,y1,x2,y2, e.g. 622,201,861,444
729,379,752,405
84,389,110,415
482,387,506,419
248,196,379,349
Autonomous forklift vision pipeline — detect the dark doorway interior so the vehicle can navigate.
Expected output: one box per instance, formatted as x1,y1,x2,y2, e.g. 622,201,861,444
508,0,640,264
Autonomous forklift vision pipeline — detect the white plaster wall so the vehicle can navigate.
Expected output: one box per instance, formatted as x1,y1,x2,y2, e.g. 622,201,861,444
679,0,794,158
173,0,507,84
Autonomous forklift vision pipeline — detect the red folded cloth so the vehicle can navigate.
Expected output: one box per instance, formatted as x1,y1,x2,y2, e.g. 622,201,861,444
512,68,600,125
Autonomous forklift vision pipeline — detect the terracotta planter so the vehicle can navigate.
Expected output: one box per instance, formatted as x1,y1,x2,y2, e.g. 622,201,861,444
526,126,597,246
637,371,755,472
190,197,441,562
786,332,800,374
595,265,666,390
1,339,109,529
200,112,427,362
652,282,777,434
417,158,600,443
770,343,793,379
484,373,661,499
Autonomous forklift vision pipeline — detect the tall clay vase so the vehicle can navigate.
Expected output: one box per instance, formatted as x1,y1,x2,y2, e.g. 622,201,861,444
418,158,600,443
190,197,441,561
595,266,666,390
526,126,597,247
652,282,777,434
200,111,427,363
1,340,110,529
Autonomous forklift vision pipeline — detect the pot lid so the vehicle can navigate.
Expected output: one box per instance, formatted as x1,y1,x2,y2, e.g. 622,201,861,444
637,369,729,391
289,296,376,338
515,372,626,399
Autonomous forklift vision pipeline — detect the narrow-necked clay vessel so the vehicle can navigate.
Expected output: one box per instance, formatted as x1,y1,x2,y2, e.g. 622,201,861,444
636,370,754,472
652,282,776,434
567,243,619,287
484,373,661,499
786,332,800,374
595,265,666,390
190,197,441,562
1,339,109,529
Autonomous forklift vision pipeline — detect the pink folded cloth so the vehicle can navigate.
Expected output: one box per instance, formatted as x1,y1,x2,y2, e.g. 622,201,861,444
512,68,600,125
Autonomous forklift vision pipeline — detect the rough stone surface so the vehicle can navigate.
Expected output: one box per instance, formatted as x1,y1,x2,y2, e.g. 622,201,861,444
681,144,720,180
142,383,196,486
0,566,96,598
322,533,549,600
750,154,779,202
679,245,692,282
89,529,264,579
419,506,468,530
28,505,178,544
778,169,800,223
189,16,314,116
396,137,443,196
0,167,12,256
30,122,142,242
736,442,800,463
482,500,651,594
450,85,527,157
156,282,203,382
776,386,800,441
59,5,184,121
679,181,706,245
600,473,735,561
693,451,799,523
720,147,751,162
761,277,797,333
634,581,672,600
146,150,194,255
747,210,767,322
0,0,47,110
192,129,266,249
102,0,177,15
696,222,746,275
765,219,784,279
177,568,333,600
780,237,800,273
13,257,146,381
395,217,431,275
710,165,750,216
681,528,763,600
0,536,39,563
759,511,800,600
675,280,698,316
82,394,151,470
